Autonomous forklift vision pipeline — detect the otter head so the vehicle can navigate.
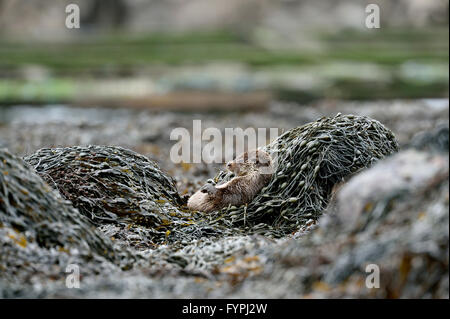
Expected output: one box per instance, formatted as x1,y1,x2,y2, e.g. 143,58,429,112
226,149,273,176
199,183,218,195
187,182,219,213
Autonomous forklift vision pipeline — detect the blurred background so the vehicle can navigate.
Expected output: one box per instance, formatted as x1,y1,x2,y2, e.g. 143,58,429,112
0,0,448,104
0,0,449,299
0,0,448,190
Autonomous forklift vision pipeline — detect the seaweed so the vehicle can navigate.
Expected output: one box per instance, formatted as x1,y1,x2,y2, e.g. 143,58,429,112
0,149,126,284
22,114,398,249
24,145,210,247
207,113,399,236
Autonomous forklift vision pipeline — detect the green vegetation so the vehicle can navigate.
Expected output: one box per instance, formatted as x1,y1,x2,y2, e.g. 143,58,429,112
0,28,448,103
1,28,448,71
0,79,75,103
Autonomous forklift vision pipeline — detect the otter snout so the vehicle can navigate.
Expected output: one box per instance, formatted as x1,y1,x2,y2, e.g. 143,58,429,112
226,161,238,174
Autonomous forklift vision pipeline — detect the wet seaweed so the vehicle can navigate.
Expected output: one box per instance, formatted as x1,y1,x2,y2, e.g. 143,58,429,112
0,149,124,283
24,145,184,224
22,114,398,248
24,145,215,247
207,113,399,236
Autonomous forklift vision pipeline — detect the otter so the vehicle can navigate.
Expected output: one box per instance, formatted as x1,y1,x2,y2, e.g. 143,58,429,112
187,149,273,213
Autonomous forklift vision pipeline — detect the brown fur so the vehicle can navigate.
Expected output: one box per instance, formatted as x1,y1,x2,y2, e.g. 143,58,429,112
187,150,273,213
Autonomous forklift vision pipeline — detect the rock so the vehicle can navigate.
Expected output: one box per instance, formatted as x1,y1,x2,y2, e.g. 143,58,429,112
408,123,449,153
334,149,449,232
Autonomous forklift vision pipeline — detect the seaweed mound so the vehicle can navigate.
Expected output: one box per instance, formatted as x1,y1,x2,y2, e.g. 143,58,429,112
24,145,184,226
209,114,399,236
21,115,399,246
0,149,119,283
23,145,222,247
